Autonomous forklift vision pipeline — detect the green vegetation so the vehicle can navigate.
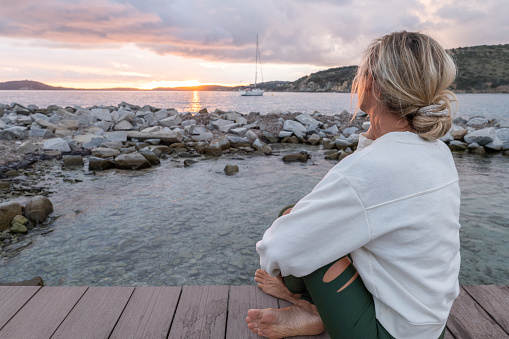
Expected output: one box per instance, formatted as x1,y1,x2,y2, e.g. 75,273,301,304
257,44,509,93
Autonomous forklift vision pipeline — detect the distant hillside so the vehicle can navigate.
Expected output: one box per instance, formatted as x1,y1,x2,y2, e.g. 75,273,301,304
255,44,509,93
449,44,509,92
0,80,70,90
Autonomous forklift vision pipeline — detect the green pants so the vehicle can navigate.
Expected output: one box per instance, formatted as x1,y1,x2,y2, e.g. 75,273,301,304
277,205,445,339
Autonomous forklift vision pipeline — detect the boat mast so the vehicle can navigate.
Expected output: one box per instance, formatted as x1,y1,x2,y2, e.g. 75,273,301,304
254,35,258,88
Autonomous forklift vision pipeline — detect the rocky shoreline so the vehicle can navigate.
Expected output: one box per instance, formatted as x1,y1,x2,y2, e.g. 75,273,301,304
0,102,508,257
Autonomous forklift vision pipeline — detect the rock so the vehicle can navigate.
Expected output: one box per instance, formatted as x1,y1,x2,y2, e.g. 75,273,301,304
448,140,468,152
58,119,79,130
236,116,248,125
0,128,24,140
484,137,504,152
139,148,160,165
295,113,320,126
88,157,115,171
261,131,278,143
227,136,251,148
324,125,339,134
204,142,223,156
63,155,84,167
307,134,321,145
54,129,73,138
115,152,151,170
159,115,182,128
91,147,120,158
191,132,214,141
362,121,371,130
342,127,359,136
282,152,310,163
450,127,468,140
83,137,108,150
92,120,112,131
0,119,6,129
0,202,22,232
278,131,293,138
224,164,239,176
91,108,112,121
439,131,454,143
29,128,54,138
198,108,208,114
324,151,339,160
25,196,54,225
211,119,234,130
495,128,509,150
283,120,307,135
231,127,248,136
334,138,354,150
466,117,489,127
73,133,99,144
245,130,258,141
104,131,128,142
0,276,44,286
16,141,38,154
114,120,133,131
43,138,71,152
453,116,468,124
126,131,183,143
10,223,28,233
189,125,209,135
141,126,161,133
0,181,10,190
470,146,486,154
463,127,496,146
183,159,197,167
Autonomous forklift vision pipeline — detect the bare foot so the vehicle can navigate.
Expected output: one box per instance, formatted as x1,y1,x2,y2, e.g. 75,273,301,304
254,269,301,304
246,300,325,338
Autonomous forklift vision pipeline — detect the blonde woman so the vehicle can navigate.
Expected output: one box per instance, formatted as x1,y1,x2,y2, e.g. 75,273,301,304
246,31,460,339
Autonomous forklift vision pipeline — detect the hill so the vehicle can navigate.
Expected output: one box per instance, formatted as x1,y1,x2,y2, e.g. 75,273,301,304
254,44,509,93
0,80,70,90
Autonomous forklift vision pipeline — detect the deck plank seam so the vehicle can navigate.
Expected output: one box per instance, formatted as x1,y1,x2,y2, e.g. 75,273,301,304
224,286,231,339
48,286,89,339
106,287,137,339
165,287,183,339
462,285,509,337
0,286,42,332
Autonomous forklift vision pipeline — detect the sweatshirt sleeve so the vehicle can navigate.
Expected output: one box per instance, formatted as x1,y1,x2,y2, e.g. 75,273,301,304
256,171,371,277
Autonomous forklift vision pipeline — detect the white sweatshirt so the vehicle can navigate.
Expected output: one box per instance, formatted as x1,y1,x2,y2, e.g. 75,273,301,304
257,131,461,339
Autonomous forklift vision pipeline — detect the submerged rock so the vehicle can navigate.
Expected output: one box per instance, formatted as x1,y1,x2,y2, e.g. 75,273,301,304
24,196,54,225
224,164,239,176
115,152,151,170
0,202,22,232
88,156,115,171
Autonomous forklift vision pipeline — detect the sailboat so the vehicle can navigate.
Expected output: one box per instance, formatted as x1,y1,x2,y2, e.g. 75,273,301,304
240,35,264,96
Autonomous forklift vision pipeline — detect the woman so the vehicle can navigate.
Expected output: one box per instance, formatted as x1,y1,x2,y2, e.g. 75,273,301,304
246,31,461,339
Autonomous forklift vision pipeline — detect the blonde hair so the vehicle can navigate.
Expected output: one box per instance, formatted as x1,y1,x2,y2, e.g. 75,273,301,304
352,31,457,141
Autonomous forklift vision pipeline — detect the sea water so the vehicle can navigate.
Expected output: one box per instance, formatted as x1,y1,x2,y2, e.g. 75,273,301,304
0,144,507,286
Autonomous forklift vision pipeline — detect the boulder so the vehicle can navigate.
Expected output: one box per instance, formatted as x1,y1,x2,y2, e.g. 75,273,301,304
58,119,79,130
224,164,239,176
88,157,115,171
204,142,223,156
115,152,151,170
495,128,509,150
16,141,38,154
283,152,310,163
189,125,210,135
450,127,468,140
104,131,128,142
307,134,321,145
91,108,112,121
92,147,121,158
126,131,183,143
278,131,293,138
283,120,307,135
191,132,214,141
448,140,468,152
43,138,71,152
342,126,359,136
261,131,278,143
139,148,160,165
10,222,28,233
0,128,24,140
231,127,248,136
114,120,133,131
0,202,22,232
466,117,489,127
54,129,73,138
211,119,235,130
227,136,251,148
245,130,258,141
63,155,84,167
24,196,54,225
159,115,182,128
324,125,339,135
463,127,496,146
295,113,320,126
28,128,54,138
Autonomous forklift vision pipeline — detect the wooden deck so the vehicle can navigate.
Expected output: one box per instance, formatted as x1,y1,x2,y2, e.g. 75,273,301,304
0,285,507,339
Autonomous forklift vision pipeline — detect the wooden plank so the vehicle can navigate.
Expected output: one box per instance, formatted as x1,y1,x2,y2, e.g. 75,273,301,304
447,287,508,339
226,285,279,339
109,286,181,339
0,286,40,330
444,328,455,339
0,286,86,339
51,286,134,339
463,285,509,334
279,299,330,339
168,285,229,339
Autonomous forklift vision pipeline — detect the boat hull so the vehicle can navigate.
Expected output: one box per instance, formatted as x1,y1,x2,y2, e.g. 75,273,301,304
240,89,264,96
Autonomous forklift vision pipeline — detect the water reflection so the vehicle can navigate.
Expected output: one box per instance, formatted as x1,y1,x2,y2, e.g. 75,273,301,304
188,91,202,113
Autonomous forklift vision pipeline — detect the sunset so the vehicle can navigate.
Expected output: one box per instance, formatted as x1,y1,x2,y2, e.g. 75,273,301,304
1,1,509,337
1,0,508,89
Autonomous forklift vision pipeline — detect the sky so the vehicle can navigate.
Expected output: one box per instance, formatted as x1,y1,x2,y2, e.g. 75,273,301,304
0,0,508,89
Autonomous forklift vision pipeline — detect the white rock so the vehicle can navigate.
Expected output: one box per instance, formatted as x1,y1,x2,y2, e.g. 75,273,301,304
362,121,371,130
463,127,496,145
283,120,307,135
324,125,339,134
466,117,489,127
91,108,112,122
295,113,320,126
114,120,133,131
104,131,128,142
245,130,258,141
43,138,71,152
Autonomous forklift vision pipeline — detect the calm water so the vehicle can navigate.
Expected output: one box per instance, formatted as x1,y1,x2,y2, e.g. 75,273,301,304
0,146,508,286
1,90,509,119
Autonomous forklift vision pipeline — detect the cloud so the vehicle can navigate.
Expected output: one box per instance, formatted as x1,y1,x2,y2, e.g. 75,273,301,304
0,0,508,68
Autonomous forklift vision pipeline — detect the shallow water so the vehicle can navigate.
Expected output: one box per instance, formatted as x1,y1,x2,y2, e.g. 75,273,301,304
0,146,508,286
